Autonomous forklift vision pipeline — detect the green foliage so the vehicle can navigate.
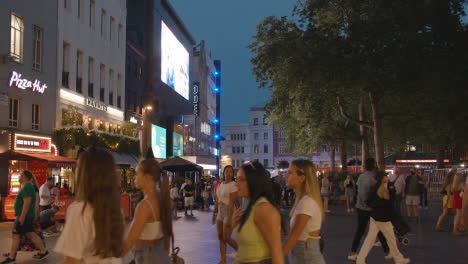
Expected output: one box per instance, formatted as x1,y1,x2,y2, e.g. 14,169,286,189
62,106,83,127
120,122,138,138
53,128,140,156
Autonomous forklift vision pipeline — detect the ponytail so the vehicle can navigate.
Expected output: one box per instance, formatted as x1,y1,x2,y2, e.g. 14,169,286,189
160,171,173,237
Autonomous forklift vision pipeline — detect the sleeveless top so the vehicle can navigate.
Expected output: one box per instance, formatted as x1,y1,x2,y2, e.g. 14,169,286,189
234,197,271,263
138,200,163,240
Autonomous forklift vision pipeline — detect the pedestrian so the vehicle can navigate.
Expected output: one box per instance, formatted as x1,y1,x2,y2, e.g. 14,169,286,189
213,165,238,264
50,183,60,203
356,171,410,264
1,170,49,264
419,170,429,210
404,169,424,221
389,167,406,216
451,173,466,235
274,170,287,208
40,206,60,235
170,182,179,219
282,159,325,264
435,170,455,231
203,181,211,211
233,161,284,264
462,174,468,233
344,175,356,213
54,148,124,263
123,158,172,263
321,173,331,213
348,158,389,261
39,177,53,211
183,178,195,216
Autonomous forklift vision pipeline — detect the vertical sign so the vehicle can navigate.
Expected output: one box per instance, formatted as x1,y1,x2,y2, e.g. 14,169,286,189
193,82,200,116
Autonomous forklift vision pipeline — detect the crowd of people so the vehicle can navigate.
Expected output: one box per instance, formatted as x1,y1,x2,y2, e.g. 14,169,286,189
2,148,467,264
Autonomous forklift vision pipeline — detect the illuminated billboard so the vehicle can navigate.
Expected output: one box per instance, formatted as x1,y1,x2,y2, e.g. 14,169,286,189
161,21,189,100
151,124,167,159
173,132,184,157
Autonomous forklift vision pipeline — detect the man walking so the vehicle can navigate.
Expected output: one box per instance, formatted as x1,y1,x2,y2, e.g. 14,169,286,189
348,158,389,261
39,177,53,211
183,177,195,217
2,170,48,264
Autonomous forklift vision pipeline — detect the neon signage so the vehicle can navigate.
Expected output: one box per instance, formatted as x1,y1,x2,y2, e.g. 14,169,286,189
396,159,450,163
9,71,47,94
14,133,52,153
193,82,200,116
86,98,107,112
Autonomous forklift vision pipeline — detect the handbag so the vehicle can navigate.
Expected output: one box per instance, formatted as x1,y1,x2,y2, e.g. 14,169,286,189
171,234,185,264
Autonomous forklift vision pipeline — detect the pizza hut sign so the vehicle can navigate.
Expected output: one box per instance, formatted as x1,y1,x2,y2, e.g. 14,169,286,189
9,71,47,94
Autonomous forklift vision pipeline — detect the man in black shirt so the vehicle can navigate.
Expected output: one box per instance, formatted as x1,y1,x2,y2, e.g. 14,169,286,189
183,178,195,216
40,206,60,234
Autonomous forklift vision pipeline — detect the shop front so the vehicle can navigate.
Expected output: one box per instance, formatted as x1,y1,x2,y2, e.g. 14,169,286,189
0,131,76,220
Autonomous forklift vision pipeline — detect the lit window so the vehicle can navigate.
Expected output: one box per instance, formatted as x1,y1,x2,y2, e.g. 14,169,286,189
10,13,24,63
254,145,259,154
32,26,43,71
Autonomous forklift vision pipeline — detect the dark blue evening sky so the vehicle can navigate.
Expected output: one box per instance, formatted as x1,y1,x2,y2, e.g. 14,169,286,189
168,0,295,131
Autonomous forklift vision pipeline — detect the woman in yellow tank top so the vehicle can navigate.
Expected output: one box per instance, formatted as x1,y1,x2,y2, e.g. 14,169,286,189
233,161,284,264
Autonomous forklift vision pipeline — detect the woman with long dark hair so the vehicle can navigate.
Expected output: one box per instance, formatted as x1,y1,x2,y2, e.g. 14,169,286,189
233,161,284,264
55,148,124,263
213,165,238,264
123,159,172,263
436,169,456,231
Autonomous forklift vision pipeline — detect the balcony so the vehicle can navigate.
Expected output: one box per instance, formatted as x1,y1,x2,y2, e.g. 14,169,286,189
88,83,94,98
76,77,82,94
62,71,69,88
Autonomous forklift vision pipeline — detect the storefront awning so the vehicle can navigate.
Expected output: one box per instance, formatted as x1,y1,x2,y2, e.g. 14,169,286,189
12,152,76,168
112,153,139,169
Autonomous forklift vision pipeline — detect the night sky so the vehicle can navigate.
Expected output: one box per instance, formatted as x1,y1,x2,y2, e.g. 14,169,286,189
168,0,295,132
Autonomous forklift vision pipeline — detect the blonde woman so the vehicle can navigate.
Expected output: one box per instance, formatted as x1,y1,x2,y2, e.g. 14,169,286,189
435,171,455,231
452,173,465,235
283,159,325,264
55,148,124,263
123,159,172,263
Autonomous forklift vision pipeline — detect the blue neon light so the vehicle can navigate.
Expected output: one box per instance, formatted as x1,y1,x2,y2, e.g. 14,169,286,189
213,118,219,124
214,87,219,92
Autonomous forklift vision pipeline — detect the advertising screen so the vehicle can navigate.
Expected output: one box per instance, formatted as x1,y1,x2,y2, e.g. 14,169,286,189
173,132,184,157
161,21,189,100
151,124,167,159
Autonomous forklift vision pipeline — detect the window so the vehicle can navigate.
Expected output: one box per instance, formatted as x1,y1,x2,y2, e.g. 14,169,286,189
10,13,24,63
264,132,268,140
253,118,258,125
89,0,95,27
77,0,81,18
101,9,106,37
264,159,269,168
237,147,241,154
117,74,122,108
322,145,328,152
254,145,259,154
279,128,286,138
88,57,94,97
264,145,268,153
241,147,244,153
62,43,70,88
32,104,40,130
9,98,19,127
279,142,286,154
32,26,43,71
230,134,234,141
100,64,105,102
405,144,417,152
110,17,114,40
263,117,267,125
108,69,114,105
117,95,121,109
232,147,236,154
118,24,123,48
76,51,83,93
64,0,69,9
254,133,259,140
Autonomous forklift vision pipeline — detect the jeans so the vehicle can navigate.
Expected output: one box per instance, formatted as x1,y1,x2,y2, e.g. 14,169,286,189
289,240,325,264
351,209,389,254
420,187,428,207
357,219,406,264
130,239,171,264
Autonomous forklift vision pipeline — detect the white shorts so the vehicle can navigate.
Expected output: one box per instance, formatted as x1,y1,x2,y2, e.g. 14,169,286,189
184,196,194,206
406,195,419,206
216,204,230,223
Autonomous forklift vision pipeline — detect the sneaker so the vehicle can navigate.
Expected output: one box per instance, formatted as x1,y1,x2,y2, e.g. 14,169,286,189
347,253,357,261
0,258,16,264
227,252,237,260
396,258,411,264
33,251,49,260
384,254,393,260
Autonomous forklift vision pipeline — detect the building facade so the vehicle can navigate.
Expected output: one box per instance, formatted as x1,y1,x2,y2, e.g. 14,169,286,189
56,0,127,133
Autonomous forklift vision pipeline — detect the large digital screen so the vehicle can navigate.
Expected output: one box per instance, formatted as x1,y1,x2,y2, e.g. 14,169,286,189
173,132,184,157
161,21,189,100
151,124,167,159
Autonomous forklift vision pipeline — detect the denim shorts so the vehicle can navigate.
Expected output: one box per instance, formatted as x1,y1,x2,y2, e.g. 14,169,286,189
289,240,325,264
131,240,171,264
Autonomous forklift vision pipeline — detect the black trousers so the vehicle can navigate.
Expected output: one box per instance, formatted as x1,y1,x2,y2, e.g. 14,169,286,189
420,187,428,207
351,209,389,253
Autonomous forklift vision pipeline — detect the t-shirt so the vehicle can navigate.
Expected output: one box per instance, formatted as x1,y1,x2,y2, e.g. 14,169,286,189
39,184,51,206
290,196,322,241
183,184,194,197
388,174,405,194
54,201,122,264
14,182,36,218
170,187,179,200
407,176,420,196
40,209,56,225
356,171,377,211
216,182,238,205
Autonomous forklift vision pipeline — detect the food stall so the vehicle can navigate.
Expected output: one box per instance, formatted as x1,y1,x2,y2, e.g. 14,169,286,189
1,132,76,220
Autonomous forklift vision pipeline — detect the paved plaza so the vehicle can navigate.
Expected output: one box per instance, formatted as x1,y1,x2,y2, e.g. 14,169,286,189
0,204,467,263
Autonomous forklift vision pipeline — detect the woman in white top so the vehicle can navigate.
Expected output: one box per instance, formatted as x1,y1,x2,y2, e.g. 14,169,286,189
283,159,326,264
170,181,179,219
212,165,238,264
55,148,124,264
123,159,172,264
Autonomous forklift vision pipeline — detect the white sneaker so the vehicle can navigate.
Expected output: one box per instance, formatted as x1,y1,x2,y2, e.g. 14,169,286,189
396,258,411,264
347,253,357,261
227,252,237,260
